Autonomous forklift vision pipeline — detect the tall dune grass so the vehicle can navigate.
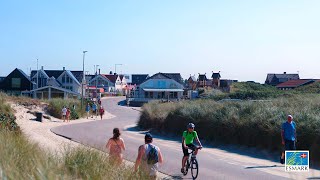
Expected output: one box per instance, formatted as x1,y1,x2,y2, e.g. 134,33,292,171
47,98,85,120
0,93,152,179
139,94,320,164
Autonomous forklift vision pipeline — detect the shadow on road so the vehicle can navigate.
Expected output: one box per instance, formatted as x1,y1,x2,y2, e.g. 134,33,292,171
307,177,320,179
245,165,280,169
125,125,295,169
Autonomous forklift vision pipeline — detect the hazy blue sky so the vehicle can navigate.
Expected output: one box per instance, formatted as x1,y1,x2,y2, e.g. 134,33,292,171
1,0,320,83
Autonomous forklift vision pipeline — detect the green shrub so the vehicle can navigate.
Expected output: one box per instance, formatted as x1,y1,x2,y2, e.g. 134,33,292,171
210,82,297,100
138,94,320,165
0,93,20,131
47,98,85,120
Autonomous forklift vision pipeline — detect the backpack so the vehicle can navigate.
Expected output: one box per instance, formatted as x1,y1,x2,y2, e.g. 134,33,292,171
147,144,159,165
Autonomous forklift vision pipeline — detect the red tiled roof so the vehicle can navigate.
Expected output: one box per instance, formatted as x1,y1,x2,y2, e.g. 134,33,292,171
276,79,314,88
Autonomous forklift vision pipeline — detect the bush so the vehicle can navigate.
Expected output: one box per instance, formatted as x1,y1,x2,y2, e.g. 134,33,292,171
210,82,296,100
47,98,85,120
138,94,320,165
0,92,20,131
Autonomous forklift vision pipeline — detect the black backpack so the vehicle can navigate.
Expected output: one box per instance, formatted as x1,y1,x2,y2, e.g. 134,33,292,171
147,144,159,165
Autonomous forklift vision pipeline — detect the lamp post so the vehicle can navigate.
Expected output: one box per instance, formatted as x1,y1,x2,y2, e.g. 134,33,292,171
95,64,99,99
81,50,88,109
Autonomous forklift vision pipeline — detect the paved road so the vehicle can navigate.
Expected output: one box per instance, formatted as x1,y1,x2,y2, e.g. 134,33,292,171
52,97,320,179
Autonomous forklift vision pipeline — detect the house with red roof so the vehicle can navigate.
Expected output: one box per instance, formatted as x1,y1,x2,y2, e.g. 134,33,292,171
276,79,317,90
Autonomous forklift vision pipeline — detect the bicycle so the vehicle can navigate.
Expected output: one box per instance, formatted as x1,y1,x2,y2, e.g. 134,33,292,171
183,146,201,179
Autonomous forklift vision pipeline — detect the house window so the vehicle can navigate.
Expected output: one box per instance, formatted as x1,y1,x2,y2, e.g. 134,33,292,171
12,78,21,88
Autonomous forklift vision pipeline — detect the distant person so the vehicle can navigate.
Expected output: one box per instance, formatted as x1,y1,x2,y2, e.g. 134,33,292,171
280,115,297,164
92,102,97,119
85,103,91,119
66,107,71,122
135,133,163,180
106,128,126,165
99,106,105,120
62,106,67,122
181,123,202,174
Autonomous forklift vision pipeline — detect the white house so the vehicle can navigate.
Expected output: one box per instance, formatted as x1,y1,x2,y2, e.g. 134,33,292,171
133,72,184,101
30,67,83,99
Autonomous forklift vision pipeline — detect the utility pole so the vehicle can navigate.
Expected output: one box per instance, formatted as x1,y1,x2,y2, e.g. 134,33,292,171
37,59,39,89
81,51,88,110
95,65,99,99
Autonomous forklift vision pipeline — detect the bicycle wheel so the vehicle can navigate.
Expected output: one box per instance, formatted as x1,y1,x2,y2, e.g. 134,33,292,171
183,160,189,176
191,158,199,179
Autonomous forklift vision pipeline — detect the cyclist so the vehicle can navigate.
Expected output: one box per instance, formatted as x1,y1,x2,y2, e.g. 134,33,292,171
181,123,203,174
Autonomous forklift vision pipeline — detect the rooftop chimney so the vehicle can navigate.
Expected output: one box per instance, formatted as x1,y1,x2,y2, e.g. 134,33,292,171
63,67,65,71
41,66,44,70
99,69,101,75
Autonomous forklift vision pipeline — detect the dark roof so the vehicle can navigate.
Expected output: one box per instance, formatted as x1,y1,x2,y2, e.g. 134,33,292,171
198,74,208,81
31,70,84,83
85,75,95,82
162,73,183,84
131,74,149,85
103,74,117,83
266,73,299,83
143,72,183,84
188,76,196,82
276,79,315,88
17,68,30,80
212,72,221,79
119,75,124,81
70,71,84,83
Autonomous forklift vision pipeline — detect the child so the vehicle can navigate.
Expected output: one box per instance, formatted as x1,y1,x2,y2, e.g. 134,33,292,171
99,106,105,120
66,107,71,122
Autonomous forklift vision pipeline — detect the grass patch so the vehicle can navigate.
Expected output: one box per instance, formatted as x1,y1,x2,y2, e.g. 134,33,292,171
47,98,86,120
0,94,152,179
210,82,296,100
139,94,320,165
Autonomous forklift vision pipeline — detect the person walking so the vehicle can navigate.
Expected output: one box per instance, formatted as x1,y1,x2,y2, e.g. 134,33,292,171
280,115,297,164
99,106,105,120
62,106,67,122
106,128,126,166
135,133,163,180
66,107,71,122
92,102,97,119
85,103,91,119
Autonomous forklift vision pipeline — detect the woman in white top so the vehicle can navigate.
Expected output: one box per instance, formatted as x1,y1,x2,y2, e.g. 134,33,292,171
106,128,126,165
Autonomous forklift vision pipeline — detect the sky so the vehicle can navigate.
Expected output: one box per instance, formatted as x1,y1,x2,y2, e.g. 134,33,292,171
1,0,320,83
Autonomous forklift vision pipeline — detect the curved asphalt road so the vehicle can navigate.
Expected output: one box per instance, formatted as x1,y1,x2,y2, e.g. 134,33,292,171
52,97,320,180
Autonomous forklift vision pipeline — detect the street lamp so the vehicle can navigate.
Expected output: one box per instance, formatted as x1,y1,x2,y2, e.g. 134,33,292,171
81,50,88,109
95,64,99,99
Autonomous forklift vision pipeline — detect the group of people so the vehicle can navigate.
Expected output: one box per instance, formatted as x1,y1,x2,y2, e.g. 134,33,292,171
105,122,203,179
86,102,105,120
61,106,71,122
